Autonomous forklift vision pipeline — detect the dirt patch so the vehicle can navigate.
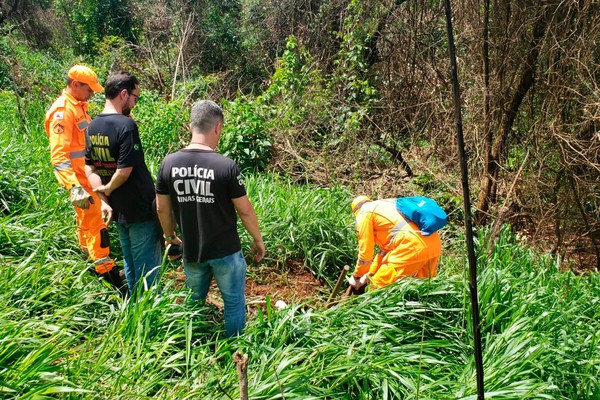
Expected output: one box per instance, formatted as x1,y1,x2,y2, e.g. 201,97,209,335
245,260,328,310
163,259,329,311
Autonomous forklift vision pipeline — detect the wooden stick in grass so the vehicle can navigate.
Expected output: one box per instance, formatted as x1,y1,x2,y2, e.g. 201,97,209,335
327,265,350,306
233,351,248,400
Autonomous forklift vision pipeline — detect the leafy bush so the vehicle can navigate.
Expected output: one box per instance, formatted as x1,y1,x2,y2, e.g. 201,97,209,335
54,0,139,55
258,36,331,145
132,90,189,163
327,0,379,137
220,99,271,172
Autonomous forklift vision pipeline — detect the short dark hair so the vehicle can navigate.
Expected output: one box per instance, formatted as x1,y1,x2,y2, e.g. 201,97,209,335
104,71,139,100
190,100,224,133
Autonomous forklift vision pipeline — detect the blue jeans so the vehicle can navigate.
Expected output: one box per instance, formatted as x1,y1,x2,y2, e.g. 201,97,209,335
116,220,162,295
184,251,247,337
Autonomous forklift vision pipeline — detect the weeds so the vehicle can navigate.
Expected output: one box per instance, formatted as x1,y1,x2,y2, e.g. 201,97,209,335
0,80,598,399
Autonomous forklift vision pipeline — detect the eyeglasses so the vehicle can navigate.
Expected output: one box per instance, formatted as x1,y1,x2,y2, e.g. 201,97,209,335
128,92,140,104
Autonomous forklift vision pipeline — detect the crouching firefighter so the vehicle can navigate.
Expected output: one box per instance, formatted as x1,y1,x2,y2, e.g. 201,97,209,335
348,196,442,292
44,65,127,297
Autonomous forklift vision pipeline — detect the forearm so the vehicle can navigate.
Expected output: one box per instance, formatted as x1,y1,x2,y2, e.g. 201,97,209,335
232,195,265,262
85,165,108,203
368,252,384,276
239,211,263,243
353,260,371,277
156,194,177,237
103,168,131,192
353,248,375,277
354,220,375,277
232,196,263,242
158,213,177,238
53,167,80,190
49,121,79,189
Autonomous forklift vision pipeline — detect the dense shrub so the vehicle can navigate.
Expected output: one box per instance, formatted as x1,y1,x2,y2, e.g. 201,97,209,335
132,90,188,163
54,0,139,55
220,99,271,173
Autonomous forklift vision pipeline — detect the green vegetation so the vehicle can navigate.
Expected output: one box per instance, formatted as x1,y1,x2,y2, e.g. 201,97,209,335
1,2,598,398
1,72,599,398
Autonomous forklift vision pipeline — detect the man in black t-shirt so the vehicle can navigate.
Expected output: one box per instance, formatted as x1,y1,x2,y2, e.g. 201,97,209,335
156,100,265,337
85,72,162,297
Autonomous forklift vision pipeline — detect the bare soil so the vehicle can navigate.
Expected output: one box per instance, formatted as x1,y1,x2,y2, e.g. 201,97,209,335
163,259,330,313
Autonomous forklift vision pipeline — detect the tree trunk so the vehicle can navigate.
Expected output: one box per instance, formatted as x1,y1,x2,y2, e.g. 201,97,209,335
475,2,553,224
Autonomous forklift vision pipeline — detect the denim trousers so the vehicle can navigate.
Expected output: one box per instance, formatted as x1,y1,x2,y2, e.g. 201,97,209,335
116,220,162,295
184,250,247,337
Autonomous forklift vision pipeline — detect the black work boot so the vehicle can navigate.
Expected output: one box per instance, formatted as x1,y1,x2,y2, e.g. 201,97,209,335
101,268,129,299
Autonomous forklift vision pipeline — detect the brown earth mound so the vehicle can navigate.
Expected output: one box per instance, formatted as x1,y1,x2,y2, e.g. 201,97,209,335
164,259,331,312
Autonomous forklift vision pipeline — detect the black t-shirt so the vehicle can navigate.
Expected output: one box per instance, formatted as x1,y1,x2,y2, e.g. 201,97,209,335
85,113,156,224
155,149,246,262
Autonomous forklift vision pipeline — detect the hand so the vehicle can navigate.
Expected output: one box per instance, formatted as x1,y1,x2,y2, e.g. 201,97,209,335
347,273,369,289
249,238,265,262
359,273,370,287
164,235,182,247
347,275,359,288
100,200,113,224
70,185,94,209
94,185,113,197
167,242,183,259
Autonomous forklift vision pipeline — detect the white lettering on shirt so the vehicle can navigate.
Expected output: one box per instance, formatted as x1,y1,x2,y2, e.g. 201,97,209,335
173,179,213,196
171,166,215,180
171,165,215,203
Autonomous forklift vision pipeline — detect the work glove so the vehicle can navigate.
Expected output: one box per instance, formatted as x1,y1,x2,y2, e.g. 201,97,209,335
347,273,370,289
70,185,94,209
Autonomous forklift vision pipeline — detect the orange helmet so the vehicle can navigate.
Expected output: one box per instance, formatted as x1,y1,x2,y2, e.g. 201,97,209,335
351,195,371,214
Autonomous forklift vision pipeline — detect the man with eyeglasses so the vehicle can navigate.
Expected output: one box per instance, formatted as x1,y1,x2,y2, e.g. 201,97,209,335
85,71,162,298
44,65,126,297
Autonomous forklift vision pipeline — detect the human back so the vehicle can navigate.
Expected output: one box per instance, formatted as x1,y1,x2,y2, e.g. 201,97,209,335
351,196,442,289
87,113,155,223
85,71,161,296
155,99,265,337
156,148,246,262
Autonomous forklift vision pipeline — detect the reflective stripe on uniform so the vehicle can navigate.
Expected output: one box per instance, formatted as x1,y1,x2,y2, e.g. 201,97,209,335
77,120,89,130
386,219,410,248
93,256,113,265
53,160,72,171
70,149,86,158
357,258,372,265
391,219,409,236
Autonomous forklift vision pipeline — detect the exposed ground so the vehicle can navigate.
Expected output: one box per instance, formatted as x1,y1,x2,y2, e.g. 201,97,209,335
164,259,331,314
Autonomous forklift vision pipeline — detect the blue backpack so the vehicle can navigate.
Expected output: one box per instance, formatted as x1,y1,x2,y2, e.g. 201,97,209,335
396,196,447,235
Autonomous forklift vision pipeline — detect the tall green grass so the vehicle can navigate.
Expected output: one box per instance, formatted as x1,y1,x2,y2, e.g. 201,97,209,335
1,242,597,398
1,81,599,399
243,175,355,282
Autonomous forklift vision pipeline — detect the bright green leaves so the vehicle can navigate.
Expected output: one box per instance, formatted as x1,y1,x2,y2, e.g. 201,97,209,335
221,99,272,173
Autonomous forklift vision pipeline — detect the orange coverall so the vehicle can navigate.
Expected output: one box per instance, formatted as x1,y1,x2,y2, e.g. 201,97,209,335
353,199,441,288
44,90,114,274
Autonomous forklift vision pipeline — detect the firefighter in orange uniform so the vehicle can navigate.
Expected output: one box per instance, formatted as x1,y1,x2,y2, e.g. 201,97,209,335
44,65,127,297
349,196,442,290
